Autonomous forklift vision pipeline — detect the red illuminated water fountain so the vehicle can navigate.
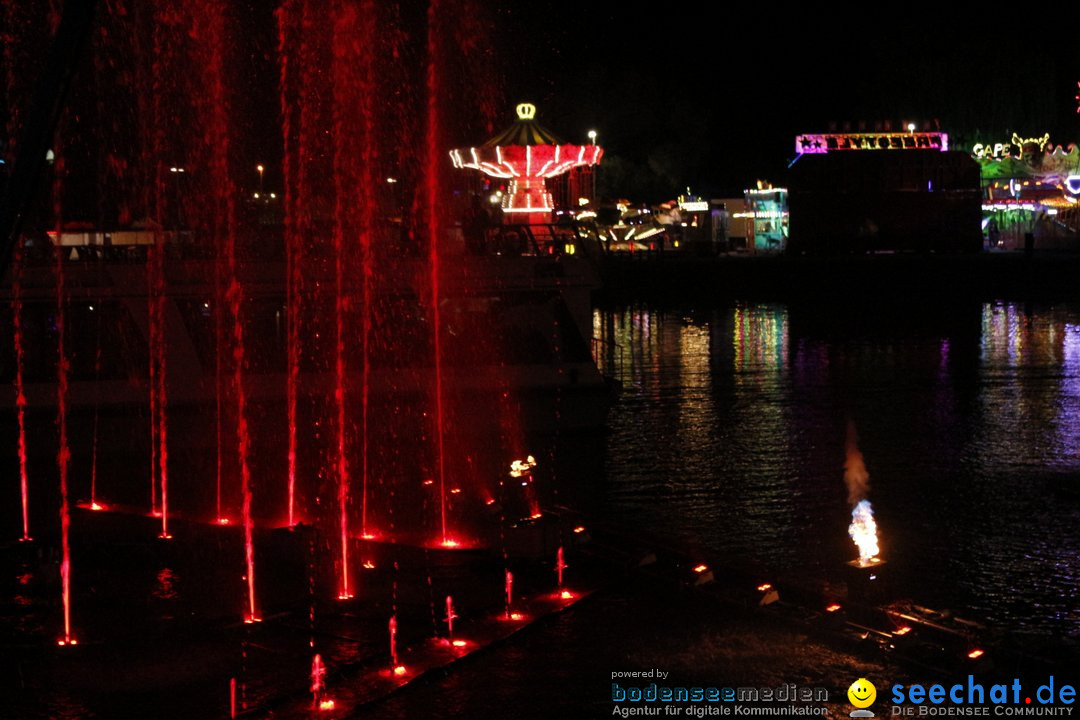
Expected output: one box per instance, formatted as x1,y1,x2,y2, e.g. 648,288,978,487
450,103,603,225
0,0,606,715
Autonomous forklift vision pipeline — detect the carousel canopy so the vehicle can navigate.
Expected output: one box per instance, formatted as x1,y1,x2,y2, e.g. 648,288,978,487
450,103,603,181
484,103,564,147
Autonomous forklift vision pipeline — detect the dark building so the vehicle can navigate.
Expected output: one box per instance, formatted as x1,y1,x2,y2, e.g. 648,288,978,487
787,148,982,254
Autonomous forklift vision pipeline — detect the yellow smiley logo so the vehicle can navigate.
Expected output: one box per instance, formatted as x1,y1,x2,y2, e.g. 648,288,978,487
848,678,876,708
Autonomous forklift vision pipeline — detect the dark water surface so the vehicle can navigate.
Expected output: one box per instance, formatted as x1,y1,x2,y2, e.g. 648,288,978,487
6,299,1080,719
591,300,1080,645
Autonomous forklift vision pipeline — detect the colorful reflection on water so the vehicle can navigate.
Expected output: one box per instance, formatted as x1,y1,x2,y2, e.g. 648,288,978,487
594,301,1080,643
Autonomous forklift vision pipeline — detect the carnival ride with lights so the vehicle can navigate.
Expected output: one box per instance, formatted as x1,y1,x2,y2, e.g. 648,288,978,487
973,135,1080,249
451,103,603,225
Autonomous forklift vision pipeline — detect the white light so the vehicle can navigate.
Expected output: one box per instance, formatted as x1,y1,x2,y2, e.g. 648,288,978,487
170,167,178,173
386,177,398,184
269,192,276,199
253,192,259,199
907,123,916,132
587,129,597,145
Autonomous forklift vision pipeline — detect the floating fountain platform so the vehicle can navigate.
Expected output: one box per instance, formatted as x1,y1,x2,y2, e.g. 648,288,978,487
846,557,885,570
843,556,888,603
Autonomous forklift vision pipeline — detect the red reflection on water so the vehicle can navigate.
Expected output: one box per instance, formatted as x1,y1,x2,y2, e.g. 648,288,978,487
153,568,178,600
444,595,456,637
389,615,398,667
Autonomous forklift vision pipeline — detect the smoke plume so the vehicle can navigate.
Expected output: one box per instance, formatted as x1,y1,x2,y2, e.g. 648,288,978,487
844,420,870,506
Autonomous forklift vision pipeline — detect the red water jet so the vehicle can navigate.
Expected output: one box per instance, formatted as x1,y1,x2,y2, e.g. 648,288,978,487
195,1,258,623
89,313,102,511
328,1,373,602
12,240,30,541
147,248,158,517
277,0,300,529
149,240,170,539
53,156,73,645
426,0,450,547
357,0,376,546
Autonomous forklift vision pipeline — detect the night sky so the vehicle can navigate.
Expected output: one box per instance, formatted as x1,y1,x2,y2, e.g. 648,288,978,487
5,2,1078,214
493,4,1079,200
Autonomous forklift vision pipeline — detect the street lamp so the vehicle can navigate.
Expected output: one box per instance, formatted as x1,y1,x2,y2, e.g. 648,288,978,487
586,131,599,201
256,164,264,194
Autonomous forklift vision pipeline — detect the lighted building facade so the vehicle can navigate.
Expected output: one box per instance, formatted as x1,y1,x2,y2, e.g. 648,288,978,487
787,131,982,254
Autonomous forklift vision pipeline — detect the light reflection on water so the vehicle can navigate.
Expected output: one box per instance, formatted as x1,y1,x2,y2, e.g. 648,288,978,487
594,301,1080,642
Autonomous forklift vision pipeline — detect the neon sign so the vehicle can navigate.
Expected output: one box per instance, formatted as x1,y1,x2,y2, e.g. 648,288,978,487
1065,175,1080,196
795,132,948,155
1011,133,1050,152
972,133,1050,159
678,201,709,212
972,142,1011,159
